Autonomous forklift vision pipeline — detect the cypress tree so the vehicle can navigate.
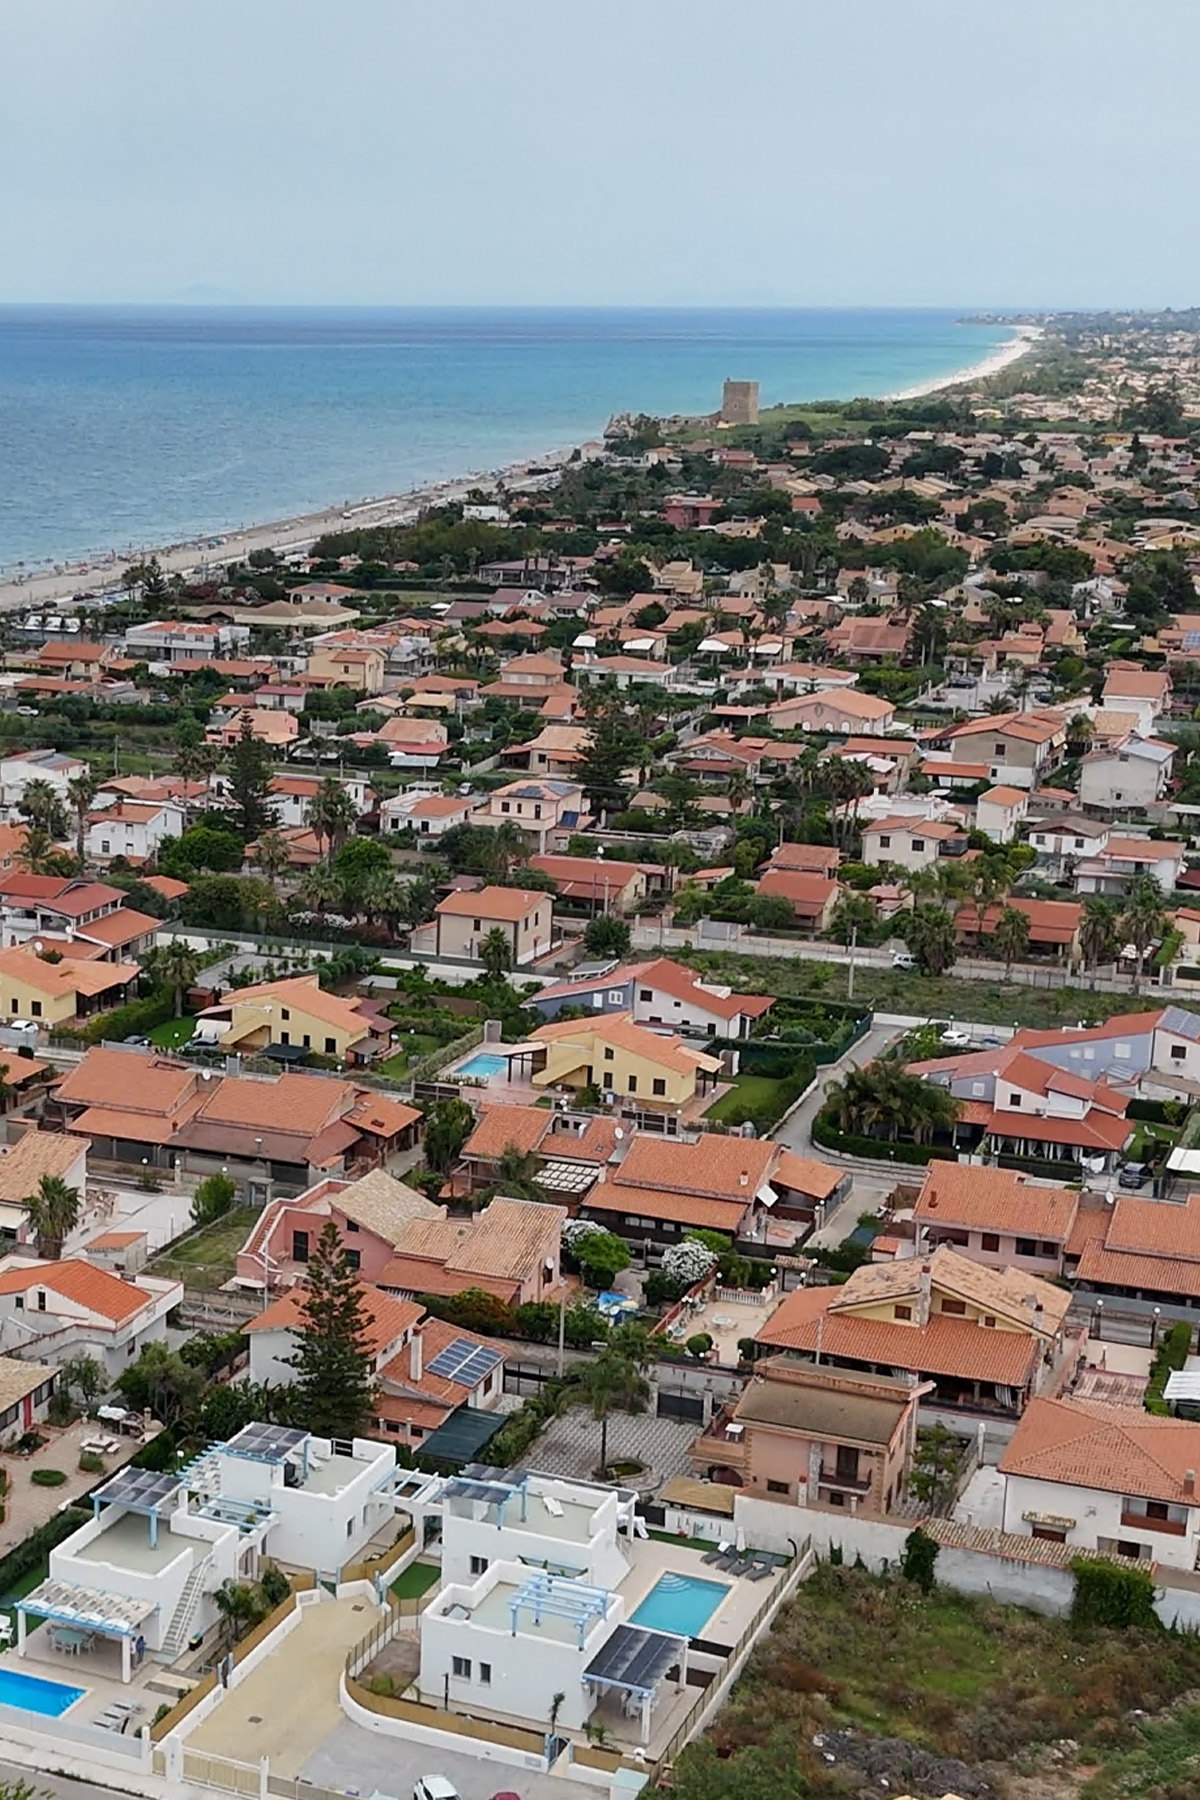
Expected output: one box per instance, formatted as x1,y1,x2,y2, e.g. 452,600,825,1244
287,1223,375,1438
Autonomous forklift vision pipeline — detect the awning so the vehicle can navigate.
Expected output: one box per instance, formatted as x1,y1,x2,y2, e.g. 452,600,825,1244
583,1623,685,1695
417,1405,508,1468
18,1579,156,1637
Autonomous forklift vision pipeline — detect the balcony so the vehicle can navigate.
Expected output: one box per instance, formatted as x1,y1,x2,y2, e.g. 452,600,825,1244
690,1421,748,1471
1121,1508,1186,1537
818,1465,872,1495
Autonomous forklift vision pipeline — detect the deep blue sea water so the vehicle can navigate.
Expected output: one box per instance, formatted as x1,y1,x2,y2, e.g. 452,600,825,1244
0,306,1013,569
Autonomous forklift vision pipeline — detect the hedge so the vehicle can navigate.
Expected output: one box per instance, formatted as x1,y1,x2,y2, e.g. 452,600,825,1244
811,1109,939,1166
73,988,176,1046
1127,1097,1187,1125
1145,1320,1192,1415
0,1507,89,1598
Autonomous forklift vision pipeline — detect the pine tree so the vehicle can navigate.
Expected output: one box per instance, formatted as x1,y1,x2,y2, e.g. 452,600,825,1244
576,691,644,821
286,1223,375,1438
226,715,277,841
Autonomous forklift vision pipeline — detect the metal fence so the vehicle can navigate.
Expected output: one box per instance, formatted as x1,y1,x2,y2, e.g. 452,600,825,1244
183,1750,260,1796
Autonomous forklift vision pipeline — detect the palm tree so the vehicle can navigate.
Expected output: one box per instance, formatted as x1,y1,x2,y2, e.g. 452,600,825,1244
484,820,529,882
306,779,358,860
490,1146,546,1202
829,891,876,945
972,852,1014,913
1122,875,1166,994
904,903,959,977
18,778,67,838
576,1345,650,1477
355,866,403,932
17,825,58,875
298,863,343,917
194,742,224,805
992,904,1031,977
159,939,199,1017
726,766,751,818
255,829,292,885
1067,713,1095,754
66,772,99,862
1079,895,1120,977
479,926,513,980
213,1579,267,1652
24,1173,81,1258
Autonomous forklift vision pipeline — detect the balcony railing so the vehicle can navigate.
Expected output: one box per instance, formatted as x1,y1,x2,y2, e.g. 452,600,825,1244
1121,1508,1186,1537
690,1429,748,1467
818,1465,872,1494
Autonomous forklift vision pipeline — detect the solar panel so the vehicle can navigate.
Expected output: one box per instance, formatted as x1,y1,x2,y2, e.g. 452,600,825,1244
584,1623,684,1694
226,1422,308,1460
95,1468,180,1512
428,1338,502,1385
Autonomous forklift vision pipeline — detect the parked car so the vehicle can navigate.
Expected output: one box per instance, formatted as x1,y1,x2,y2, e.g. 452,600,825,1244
1118,1161,1150,1190
415,1781,460,1800
940,1029,971,1049
891,951,916,969
947,675,975,689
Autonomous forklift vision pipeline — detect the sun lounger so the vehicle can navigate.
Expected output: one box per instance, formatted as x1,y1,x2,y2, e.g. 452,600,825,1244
542,1495,564,1518
711,1549,739,1571
746,1561,774,1581
701,1542,732,1566
728,1557,754,1576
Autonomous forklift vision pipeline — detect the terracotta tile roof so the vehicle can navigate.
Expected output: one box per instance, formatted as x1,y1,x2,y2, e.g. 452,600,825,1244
347,1095,421,1139
0,946,139,1000
771,1153,844,1201
462,1105,551,1162
86,1230,146,1249
1000,1396,1200,1503
142,875,189,900
192,1072,352,1135
0,1354,58,1411
915,1160,1079,1242
332,1169,441,1240
246,1282,421,1357
436,886,547,923
530,854,642,898
1102,670,1170,699
754,870,839,915
862,817,961,840
0,1131,84,1205
377,1315,507,1407
756,1289,1042,1385
613,1132,776,1201
632,958,774,1021
769,843,843,874
985,1107,1134,1153
979,785,1028,806
77,908,160,949
70,1106,182,1146
531,1012,721,1076
583,1181,751,1232
56,1048,200,1118
1075,1240,1200,1300
0,1258,154,1323
1105,1192,1200,1261
0,875,126,915
830,1245,1070,1334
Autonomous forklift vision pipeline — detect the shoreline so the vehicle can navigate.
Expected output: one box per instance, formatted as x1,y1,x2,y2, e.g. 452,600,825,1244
0,322,1045,615
886,323,1043,401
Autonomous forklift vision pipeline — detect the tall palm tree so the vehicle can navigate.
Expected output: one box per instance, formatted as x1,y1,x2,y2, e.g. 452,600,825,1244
18,778,67,838
17,825,58,875
24,1174,81,1259
194,742,224,805
255,829,292,885
66,772,99,863
479,926,513,980
992,904,1031,977
355,866,403,933
576,1345,650,1477
1122,875,1166,994
306,779,358,860
298,863,343,917
159,939,199,1018
1079,895,1120,977
484,820,529,882
726,766,751,818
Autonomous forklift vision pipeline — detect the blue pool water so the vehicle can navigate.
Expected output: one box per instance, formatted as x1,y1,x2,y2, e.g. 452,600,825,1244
630,1574,729,1638
0,1667,85,1716
458,1052,509,1080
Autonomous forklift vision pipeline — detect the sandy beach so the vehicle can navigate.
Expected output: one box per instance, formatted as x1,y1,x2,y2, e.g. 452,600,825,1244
888,323,1043,402
0,322,1044,617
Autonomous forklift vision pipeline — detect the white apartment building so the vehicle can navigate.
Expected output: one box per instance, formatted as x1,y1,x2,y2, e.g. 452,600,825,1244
123,621,250,663
0,1256,181,1380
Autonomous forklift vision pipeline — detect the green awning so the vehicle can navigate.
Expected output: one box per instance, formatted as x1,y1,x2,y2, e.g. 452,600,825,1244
417,1406,507,1469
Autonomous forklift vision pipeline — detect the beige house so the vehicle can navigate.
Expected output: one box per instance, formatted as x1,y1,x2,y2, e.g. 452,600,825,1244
767,690,897,736
860,816,963,872
431,887,553,965
529,1012,720,1113
940,713,1064,790
192,973,393,1065
472,778,588,854
305,644,386,695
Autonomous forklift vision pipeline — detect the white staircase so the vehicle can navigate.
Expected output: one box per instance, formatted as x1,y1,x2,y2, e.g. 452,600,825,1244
157,1556,211,1661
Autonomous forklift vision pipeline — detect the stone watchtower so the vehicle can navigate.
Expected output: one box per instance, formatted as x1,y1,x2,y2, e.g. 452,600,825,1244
720,378,759,425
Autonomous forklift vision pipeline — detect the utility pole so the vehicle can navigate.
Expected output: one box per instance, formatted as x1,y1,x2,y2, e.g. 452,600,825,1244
556,1287,566,1379
846,923,858,1002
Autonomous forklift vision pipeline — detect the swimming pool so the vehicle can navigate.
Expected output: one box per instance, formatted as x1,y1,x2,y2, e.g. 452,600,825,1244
458,1052,509,1080
629,1573,729,1638
0,1667,85,1716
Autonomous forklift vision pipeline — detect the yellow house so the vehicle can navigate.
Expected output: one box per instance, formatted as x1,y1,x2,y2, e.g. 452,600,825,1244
0,946,140,1028
192,974,391,1066
528,1012,721,1113
834,1247,1070,1338
305,645,386,696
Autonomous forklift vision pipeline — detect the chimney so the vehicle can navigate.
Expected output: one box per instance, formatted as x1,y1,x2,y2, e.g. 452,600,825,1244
1186,1469,1196,1498
917,1261,932,1328
739,1172,749,1188
410,1331,423,1384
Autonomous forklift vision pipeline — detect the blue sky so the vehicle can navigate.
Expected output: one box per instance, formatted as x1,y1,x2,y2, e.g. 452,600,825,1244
5,0,1197,307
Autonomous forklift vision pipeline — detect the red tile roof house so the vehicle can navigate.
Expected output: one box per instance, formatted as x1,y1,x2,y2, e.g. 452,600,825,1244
954,896,1083,962
753,869,840,932
913,1160,1081,1278
0,1256,183,1381
908,1043,1134,1176
1065,1189,1200,1318
529,853,647,916
998,1396,1200,1567
235,1168,446,1293
578,1133,779,1248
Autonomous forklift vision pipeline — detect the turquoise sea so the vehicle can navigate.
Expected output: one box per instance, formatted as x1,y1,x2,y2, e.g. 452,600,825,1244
0,307,1014,569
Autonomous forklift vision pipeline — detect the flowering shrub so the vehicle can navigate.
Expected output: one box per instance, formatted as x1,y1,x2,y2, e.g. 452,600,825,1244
661,1238,718,1286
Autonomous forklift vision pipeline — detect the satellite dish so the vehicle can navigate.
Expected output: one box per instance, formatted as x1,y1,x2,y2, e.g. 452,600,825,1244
614,1127,624,1140
31,941,42,954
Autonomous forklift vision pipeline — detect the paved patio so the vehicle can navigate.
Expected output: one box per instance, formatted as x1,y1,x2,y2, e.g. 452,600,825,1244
528,1404,702,1489
662,1289,782,1367
0,1420,156,1563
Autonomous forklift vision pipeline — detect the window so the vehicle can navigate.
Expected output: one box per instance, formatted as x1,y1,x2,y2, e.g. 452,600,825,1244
36,1290,46,1312
627,1074,637,1093
303,1034,311,1049
1114,1042,1131,1059
604,1046,614,1061
878,835,891,849
1007,1093,1022,1107
1146,1500,1170,1521
345,1249,361,1271
912,838,925,853
1171,1044,1187,1060
451,1656,471,1679
281,1008,290,1021
1016,1237,1036,1256
280,1031,290,1046
1040,1240,1057,1256
472,918,481,932
346,1519,354,1537
609,989,624,1003
469,1555,489,1576
533,805,542,819
1032,1524,1067,1543
345,1219,359,1233
983,1315,997,1328
639,988,652,1002
981,1233,1000,1252
940,1298,966,1315
1074,837,1085,849
410,1425,424,1440
292,1230,310,1263
993,743,1006,757
652,1078,666,1096
479,1662,492,1686
766,1479,789,1495
29,1001,41,1018
893,1304,912,1321
325,1037,336,1054
971,1081,986,1097
500,801,510,813
101,841,111,855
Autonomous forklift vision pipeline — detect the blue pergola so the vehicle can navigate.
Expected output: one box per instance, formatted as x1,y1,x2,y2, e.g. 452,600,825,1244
509,1572,614,1649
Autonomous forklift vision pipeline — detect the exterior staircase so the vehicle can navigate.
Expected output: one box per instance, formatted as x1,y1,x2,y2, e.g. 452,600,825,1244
156,1556,212,1661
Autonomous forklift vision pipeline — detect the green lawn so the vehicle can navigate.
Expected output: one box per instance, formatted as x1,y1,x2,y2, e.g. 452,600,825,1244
149,1016,197,1049
390,1560,440,1600
705,1073,784,1123
678,950,1162,1032
147,1205,259,1288
377,1032,440,1079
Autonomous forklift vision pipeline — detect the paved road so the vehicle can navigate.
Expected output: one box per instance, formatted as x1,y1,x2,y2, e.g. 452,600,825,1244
771,1022,910,1229
0,1756,141,1800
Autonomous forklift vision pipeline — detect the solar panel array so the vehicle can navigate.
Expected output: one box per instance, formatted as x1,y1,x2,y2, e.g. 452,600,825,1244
226,1422,309,1460
96,1468,180,1512
427,1337,503,1389
584,1623,684,1694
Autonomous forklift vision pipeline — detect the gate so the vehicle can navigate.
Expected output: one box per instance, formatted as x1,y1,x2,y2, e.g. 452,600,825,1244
657,1387,705,1422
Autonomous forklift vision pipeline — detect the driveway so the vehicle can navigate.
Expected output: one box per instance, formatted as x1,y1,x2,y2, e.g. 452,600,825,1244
773,1023,908,1219
303,1717,595,1800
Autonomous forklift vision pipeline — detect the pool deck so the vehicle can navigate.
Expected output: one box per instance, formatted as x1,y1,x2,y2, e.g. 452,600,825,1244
618,1537,774,1647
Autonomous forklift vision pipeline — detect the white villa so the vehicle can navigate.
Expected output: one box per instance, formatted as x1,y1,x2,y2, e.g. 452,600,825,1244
15,1423,398,1682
